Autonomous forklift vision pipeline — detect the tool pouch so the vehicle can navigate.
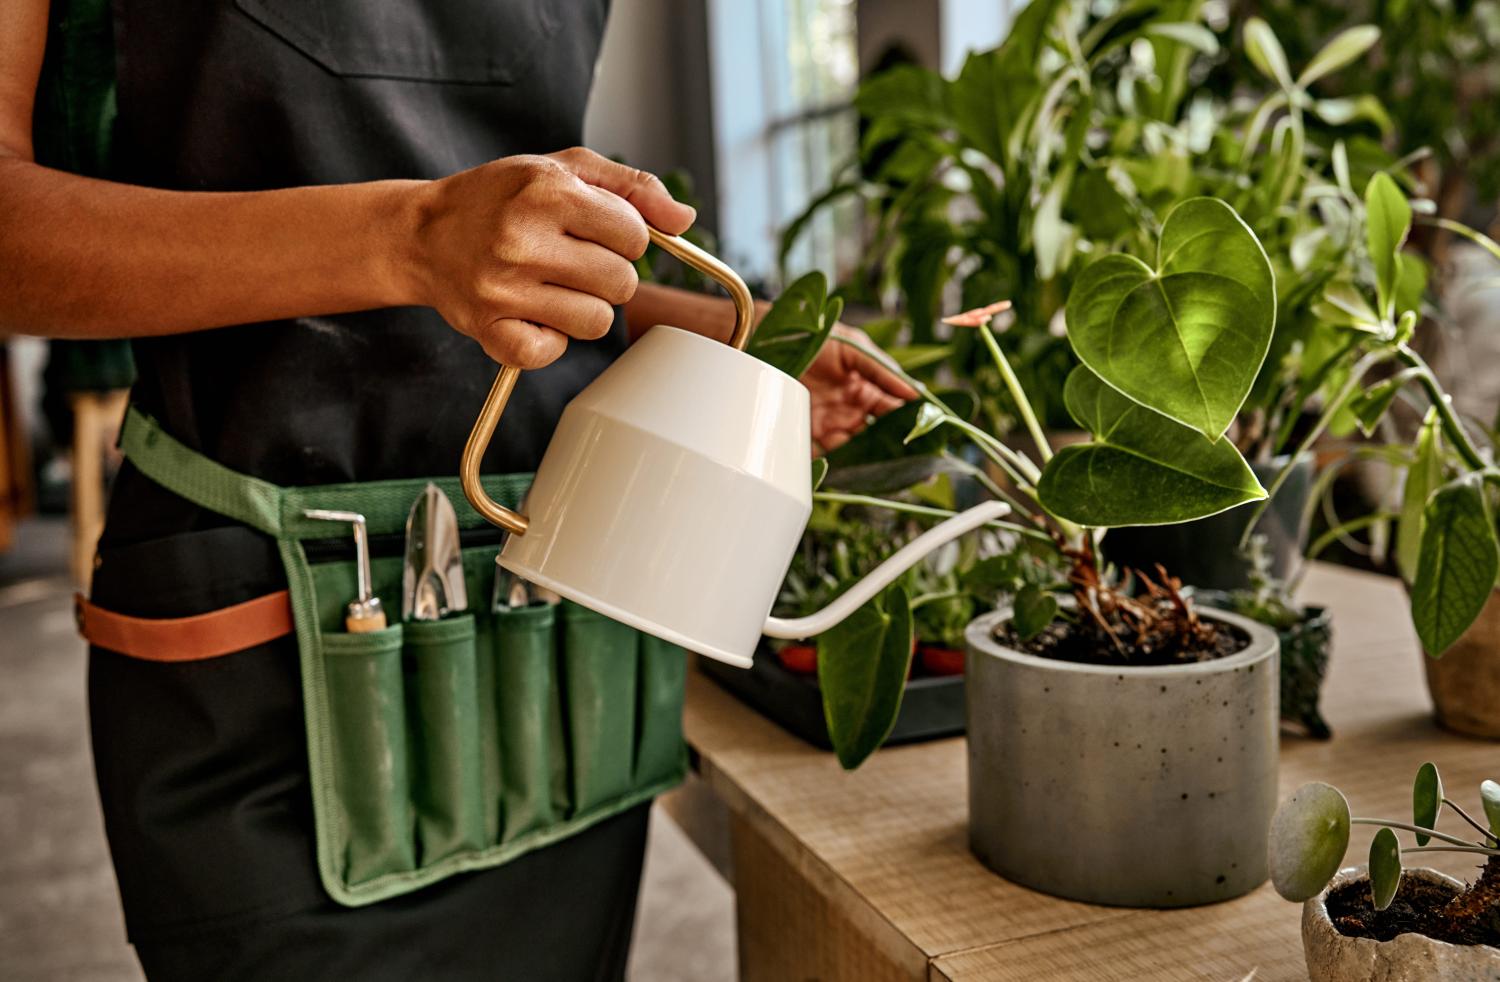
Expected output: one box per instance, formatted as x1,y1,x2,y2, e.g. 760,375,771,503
117,407,687,906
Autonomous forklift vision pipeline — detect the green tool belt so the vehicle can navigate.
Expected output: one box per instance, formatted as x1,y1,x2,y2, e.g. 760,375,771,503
119,407,687,906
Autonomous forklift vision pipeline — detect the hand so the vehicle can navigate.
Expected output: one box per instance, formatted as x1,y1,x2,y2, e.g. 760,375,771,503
802,324,919,451
411,147,695,368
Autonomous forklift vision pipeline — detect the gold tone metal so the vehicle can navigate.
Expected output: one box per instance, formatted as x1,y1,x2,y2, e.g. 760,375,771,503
460,227,755,534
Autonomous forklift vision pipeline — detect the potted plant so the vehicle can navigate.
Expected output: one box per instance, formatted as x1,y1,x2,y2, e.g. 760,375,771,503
1269,765,1500,980
785,2,1406,589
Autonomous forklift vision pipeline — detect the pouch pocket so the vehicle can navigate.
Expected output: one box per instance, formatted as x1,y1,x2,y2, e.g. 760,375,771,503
491,603,570,839
403,616,486,864
321,626,415,884
634,634,688,787
559,603,639,814
235,0,558,83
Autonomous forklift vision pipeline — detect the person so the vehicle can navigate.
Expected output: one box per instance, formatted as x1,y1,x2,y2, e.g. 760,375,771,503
0,1,915,978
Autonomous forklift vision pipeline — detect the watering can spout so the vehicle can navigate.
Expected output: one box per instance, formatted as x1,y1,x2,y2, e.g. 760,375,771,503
761,500,1011,641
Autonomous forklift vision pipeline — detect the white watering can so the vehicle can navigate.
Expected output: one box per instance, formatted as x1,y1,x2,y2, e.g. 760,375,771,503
461,230,1008,668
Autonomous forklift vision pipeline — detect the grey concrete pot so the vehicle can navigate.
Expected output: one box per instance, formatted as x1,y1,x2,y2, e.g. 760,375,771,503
1303,866,1500,981
965,607,1279,907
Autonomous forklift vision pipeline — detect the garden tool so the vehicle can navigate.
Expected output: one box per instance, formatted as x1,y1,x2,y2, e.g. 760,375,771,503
303,509,385,632
402,483,468,621
461,229,1008,668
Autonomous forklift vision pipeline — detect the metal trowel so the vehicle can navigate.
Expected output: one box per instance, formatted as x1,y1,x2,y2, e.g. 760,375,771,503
402,483,468,621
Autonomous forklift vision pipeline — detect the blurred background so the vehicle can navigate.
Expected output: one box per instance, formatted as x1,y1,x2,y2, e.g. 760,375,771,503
4,0,1499,978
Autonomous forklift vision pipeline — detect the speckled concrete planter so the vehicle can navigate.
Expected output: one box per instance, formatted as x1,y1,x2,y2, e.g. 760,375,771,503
1303,867,1500,981
965,607,1279,907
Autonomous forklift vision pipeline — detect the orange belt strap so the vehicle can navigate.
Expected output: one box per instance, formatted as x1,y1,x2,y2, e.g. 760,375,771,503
76,590,295,662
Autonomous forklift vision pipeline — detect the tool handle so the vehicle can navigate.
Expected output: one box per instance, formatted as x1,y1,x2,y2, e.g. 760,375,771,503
344,608,388,633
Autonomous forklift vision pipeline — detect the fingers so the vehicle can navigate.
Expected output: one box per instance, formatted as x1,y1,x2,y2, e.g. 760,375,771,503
537,236,640,305
509,284,618,341
836,326,919,400
550,147,696,235
476,319,569,370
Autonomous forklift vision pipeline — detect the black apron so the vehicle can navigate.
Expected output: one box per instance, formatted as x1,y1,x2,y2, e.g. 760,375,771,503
88,1,651,977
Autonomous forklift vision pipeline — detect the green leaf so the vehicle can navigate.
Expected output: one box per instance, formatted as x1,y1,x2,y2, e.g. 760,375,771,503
1144,22,1220,56
1413,762,1443,847
1269,782,1352,902
1313,280,1382,333
1348,377,1405,437
1312,95,1394,136
888,344,954,372
811,457,829,492
1244,18,1293,90
748,271,838,379
818,585,914,770
824,390,977,468
1411,476,1499,655
1297,25,1382,87
1366,173,1412,321
1369,827,1402,912
1037,367,1267,527
1065,198,1276,440
1012,585,1058,641
904,402,949,445
1396,408,1443,583
1481,780,1500,835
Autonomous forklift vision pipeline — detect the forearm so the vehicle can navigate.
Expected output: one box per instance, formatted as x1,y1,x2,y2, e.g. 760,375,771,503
0,157,423,338
624,280,768,344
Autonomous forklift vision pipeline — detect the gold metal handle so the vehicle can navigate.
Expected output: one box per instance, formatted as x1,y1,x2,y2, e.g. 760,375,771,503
461,227,756,534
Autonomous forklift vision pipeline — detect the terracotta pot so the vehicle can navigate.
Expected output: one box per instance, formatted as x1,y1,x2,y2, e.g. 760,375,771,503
965,607,1279,907
1421,588,1500,739
1303,866,1500,981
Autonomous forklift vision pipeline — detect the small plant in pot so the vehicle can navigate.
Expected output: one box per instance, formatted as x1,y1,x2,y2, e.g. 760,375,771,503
814,195,1287,907
1269,765,1500,980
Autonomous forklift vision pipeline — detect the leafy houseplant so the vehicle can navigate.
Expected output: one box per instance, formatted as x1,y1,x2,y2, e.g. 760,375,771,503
1270,766,1500,978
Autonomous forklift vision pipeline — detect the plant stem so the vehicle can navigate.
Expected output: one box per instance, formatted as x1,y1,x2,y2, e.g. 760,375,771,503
1352,817,1493,849
1401,846,1500,857
1442,798,1500,846
977,322,1053,463
1238,349,1391,551
940,449,1037,518
811,491,1053,542
1394,345,1488,471
1305,512,1397,563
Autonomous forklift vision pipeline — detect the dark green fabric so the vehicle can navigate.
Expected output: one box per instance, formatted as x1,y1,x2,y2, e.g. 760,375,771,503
322,627,415,884
120,407,687,906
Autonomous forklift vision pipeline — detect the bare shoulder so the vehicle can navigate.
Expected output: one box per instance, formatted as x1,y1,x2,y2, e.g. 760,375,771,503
0,0,51,160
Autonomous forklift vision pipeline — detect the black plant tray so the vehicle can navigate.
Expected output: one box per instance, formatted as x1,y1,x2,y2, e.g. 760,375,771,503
700,643,966,751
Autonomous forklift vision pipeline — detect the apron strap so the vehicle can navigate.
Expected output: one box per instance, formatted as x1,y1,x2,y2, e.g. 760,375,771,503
119,406,535,539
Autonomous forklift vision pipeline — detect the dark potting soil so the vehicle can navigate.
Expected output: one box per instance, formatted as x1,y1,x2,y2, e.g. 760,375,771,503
1327,876,1500,948
996,618,1249,667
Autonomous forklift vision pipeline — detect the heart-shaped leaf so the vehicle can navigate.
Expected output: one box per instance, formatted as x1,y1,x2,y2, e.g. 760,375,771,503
1411,475,1499,655
1369,827,1402,911
1038,367,1266,527
749,271,841,378
818,585,914,770
1012,584,1059,641
1412,762,1443,847
1065,198,1275,440
1366,173,1412,321
1297,25,1381,88
1481,780,1500,836
1269,782,1351,902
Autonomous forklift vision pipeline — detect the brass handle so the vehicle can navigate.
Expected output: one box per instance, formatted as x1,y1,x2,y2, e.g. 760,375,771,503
461,227,756,535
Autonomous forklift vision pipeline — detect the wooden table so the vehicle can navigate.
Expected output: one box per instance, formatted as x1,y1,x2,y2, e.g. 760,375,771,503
669,562,1498,980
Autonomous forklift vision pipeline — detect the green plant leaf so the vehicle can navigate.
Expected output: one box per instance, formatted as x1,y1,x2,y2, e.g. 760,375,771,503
1411,476,1499,655
1297,25,1382,87
905,402,949,444
1269,782,1352,902
1144,22,1220,56
1038,367,1266,527
818,585,914,770
1311,95,1393,136
824,391,977,468
1065,197,1276,440
1366,173,1412,321
1244,18,1293,89
1348,377,1405,437
811,457,829,492
888,344,954,372
748,271,838,379
1397,408,1442,583
1012,584,1058,641
1412,762,1443,847
1369,827,1402,912
1481,780,1500,835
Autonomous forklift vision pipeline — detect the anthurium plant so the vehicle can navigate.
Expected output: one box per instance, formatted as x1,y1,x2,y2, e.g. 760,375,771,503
756,195,1284,768
1270,765,1500,943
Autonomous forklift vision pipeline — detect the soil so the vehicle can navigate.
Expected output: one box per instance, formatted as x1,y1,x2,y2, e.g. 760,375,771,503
996,617,1248,667
1328,875,1500,948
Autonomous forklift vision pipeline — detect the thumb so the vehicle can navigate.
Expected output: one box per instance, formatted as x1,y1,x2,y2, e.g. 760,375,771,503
551,147,696,235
